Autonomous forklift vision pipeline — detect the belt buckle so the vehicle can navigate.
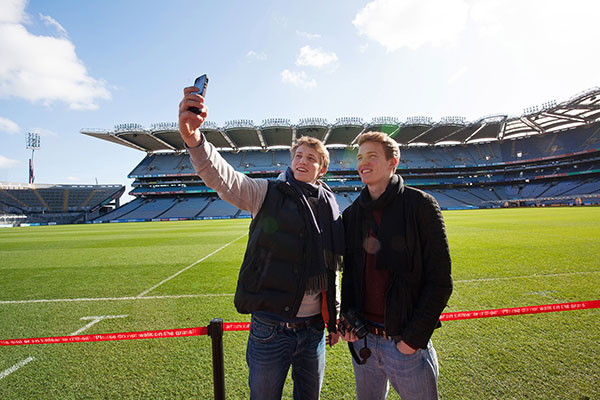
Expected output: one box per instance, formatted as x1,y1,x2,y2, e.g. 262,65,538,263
285,321,304,329
284,316,320,330
370,325,386,337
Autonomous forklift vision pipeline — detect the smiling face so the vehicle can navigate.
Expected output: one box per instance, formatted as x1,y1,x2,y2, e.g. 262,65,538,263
357,141,398,198
291,144,327,184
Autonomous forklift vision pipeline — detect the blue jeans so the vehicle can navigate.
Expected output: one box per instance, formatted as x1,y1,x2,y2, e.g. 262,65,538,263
351,334,439,400
246,315,326,400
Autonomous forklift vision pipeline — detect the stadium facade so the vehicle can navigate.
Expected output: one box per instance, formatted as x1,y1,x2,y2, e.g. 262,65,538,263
16,88,600,225
79,87,600,223
0,182,124,226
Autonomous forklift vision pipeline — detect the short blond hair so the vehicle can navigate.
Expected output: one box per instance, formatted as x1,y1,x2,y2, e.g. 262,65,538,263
357,131,400,161
290,136,330,171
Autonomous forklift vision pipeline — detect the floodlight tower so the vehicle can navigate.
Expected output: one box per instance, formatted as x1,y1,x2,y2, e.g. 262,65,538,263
26,132,40,184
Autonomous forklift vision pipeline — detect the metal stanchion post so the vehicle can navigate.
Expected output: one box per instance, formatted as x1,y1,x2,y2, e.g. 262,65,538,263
208,318,225,400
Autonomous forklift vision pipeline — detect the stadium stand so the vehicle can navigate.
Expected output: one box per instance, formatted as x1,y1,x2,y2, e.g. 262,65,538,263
199,197,242,218
96,197,146,221
159,197,209,219
0,183,124,225
79,88,600,222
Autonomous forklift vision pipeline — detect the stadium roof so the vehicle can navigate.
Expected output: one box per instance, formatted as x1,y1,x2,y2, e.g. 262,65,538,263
81,87,600,152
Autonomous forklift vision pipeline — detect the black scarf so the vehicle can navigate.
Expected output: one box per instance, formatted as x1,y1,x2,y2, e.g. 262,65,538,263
357,174,406,270
285,167,344,293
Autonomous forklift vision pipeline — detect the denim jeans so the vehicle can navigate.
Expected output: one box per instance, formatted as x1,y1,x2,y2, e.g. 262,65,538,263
351,334,439,400
246,315,326,400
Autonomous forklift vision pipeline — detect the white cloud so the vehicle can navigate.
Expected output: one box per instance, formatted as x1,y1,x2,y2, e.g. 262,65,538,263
296,45,338,68
246,50,267,61
0,0,26,24
39,13,68,38
67,176,80,182
0,117,19,134
0,0,111,110
470,0,599,55
281,69,316,89
0,155,19,169
353,0,469,51
296,30,321,40
466,0,600,101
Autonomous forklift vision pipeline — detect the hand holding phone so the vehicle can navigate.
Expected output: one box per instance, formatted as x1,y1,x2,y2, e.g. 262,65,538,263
188,74,209,114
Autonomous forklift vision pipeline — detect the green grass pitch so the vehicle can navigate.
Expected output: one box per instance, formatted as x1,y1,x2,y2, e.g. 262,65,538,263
1,207,599,399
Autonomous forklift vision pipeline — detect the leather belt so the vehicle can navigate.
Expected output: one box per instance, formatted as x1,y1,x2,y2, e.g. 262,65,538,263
367,324,389,338
255,315,323,330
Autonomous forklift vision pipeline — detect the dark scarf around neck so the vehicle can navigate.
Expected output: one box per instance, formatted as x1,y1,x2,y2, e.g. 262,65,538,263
357,174,406,270
284,167,344,293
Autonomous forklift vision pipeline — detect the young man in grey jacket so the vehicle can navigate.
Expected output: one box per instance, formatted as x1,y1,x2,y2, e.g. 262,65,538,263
178,86,343,400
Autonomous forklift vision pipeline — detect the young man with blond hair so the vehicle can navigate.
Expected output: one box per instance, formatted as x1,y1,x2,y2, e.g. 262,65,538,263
340,131,453,400
178,86,343,400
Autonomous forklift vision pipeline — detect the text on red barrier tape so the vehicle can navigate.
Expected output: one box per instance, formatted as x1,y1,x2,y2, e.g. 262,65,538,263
0,327,207,347
1,300,598,346
439,299,600,321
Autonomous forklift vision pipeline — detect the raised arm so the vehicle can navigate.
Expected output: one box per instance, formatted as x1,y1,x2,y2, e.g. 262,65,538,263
178,87,268,215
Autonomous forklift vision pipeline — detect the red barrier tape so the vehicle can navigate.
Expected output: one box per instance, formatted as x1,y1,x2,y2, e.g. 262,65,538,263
223,322,250,332
439,299,600,321
0,327,207,347
1,300,598,346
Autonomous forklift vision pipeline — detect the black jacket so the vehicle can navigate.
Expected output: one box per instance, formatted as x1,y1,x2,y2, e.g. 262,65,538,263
341,181,452,349
234,180,338,331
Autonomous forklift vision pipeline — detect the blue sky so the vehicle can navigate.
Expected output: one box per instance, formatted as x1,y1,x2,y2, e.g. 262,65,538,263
1,0,598,201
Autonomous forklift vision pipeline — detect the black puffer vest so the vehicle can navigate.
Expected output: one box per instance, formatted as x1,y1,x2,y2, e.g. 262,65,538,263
234,180,338,329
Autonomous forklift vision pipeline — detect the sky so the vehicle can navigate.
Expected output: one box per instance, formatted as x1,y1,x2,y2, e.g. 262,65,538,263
1,0,598,202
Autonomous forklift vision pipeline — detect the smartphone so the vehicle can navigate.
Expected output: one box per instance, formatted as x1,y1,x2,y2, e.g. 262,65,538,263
189,74,209,114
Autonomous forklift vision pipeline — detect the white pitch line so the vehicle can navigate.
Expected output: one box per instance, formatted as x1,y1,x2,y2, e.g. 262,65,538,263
0,316,131,381
0,357,35,380
0,293,234,305
69,315,129,336
0,317,130,380
0,233,246,306
136,233,247,298
1,270,596,306
454,270,599,283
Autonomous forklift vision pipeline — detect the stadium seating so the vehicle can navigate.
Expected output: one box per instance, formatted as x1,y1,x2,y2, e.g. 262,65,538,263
0,184,124,224
94,197,146,221
159,197,210,219
200,197,242,218
84,121,600,223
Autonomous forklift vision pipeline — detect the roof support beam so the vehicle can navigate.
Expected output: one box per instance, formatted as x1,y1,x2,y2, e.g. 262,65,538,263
219,130,237,151
408,126,434,144
465,123,487,142
322,127,334,145
255,128,267,150
540,111,587,123
520,116,545,135
348,127,366,146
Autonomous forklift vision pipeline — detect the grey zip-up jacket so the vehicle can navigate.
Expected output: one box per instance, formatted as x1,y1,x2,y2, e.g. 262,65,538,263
187,136,268,217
